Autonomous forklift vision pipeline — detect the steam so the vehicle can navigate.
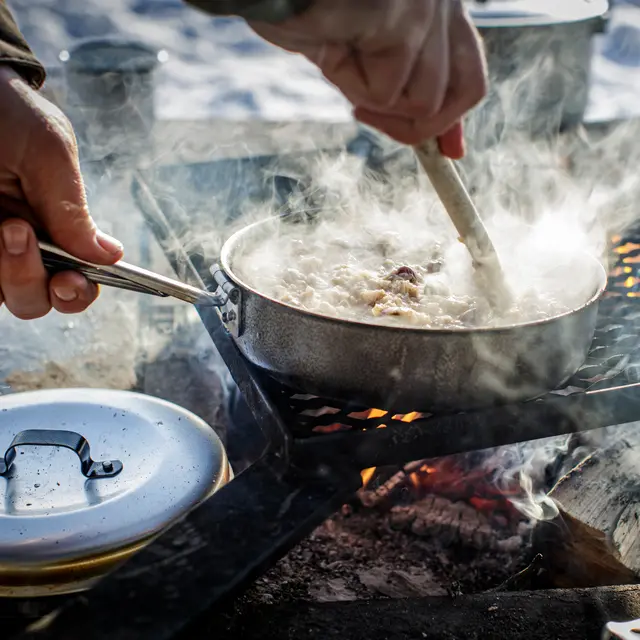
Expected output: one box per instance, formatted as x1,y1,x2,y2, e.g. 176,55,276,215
21,7,640,525
140,117,640,524
488,436,580,522
229,146,604,332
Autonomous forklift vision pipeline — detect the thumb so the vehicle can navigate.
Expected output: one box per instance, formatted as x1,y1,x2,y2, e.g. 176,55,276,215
18,120,123,265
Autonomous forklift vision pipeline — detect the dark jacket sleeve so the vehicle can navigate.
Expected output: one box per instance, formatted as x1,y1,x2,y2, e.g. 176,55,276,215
0,1,45,89
183,0,314,23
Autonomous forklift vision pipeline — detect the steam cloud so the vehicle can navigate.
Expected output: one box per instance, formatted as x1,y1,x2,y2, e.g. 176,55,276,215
49,11,640,523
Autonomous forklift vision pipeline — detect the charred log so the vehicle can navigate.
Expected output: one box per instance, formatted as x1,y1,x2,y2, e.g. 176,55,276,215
533,424,640,588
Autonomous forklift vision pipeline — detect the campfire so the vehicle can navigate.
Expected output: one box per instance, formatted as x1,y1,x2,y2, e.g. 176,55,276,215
3,0,640,634
6,120,640,640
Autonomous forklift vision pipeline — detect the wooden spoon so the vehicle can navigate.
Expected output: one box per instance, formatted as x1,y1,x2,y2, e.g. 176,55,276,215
413,139,511,309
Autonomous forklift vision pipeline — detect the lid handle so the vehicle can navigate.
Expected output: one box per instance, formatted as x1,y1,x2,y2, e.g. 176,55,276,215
0,430,123,479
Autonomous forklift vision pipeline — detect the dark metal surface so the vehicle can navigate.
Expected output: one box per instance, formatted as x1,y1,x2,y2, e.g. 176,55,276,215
0,430,123,479
293,382,640,469
7,457,357,640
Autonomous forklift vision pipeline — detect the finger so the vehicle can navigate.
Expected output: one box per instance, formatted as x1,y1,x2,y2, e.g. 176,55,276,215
437,121,465,160
356,5,486,150
413,9,487,141
310,43,373,108
0,219,51,320
17,106,123,265
354,108,465,160
354,43,420,109
401,4,450,116
354,107,421,145
49,271,99,314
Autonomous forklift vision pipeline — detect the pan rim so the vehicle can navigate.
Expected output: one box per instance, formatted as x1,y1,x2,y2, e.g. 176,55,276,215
220,216,608,336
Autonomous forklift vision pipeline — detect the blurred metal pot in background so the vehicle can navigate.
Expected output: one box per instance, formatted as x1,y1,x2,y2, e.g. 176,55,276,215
61,36,166,168
464,0,610,149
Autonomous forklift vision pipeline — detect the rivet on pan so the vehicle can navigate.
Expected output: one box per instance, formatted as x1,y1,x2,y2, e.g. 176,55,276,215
102,461,114,472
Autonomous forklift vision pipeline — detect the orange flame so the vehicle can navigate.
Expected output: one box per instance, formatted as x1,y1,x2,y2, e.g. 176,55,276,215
612,236,640,297
615,242,640,254
390,411,424,422
360,467,376,488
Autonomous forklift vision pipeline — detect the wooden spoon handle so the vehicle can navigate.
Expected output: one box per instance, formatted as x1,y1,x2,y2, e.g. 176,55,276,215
413,139,499,268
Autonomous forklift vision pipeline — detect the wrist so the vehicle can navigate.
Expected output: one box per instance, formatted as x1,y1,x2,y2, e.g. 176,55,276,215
0,62,38,92
0,65,21,81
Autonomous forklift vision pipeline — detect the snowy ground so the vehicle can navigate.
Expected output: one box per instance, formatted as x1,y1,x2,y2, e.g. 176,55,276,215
7,0,640,124
589,1,640,121
8,0,352,121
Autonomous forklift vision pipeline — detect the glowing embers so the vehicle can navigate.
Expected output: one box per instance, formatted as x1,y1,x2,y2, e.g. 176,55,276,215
405,458,520,520
305,403,428,437
610,235,640,298
359,453,522,519
357,454,529,552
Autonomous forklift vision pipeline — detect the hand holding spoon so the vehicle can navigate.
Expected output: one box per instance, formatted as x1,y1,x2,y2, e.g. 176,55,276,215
413,139,511,309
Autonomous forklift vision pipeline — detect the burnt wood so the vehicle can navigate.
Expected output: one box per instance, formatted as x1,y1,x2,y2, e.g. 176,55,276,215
533,423,640,588
184,585,640,640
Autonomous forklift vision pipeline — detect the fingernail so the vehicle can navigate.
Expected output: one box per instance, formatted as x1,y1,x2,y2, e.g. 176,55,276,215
1,224,28,255
95,230,123,256
52,286,78,302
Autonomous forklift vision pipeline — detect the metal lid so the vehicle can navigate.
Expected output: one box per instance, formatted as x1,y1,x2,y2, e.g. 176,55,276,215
0,389,229,567
466,0,609,27
61,36,164,73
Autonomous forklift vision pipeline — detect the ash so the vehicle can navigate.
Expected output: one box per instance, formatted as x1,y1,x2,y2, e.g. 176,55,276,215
240,499,531,606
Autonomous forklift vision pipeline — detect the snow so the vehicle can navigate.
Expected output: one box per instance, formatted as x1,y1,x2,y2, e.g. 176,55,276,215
7,0,352,121
6,0,640,124
587,1,640,121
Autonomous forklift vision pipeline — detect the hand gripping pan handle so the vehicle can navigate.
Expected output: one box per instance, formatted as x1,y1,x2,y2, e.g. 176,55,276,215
0,194,223,307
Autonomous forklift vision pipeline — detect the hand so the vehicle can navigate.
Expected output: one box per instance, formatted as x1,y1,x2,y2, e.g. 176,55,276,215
0,66,123,320
249,0,487,158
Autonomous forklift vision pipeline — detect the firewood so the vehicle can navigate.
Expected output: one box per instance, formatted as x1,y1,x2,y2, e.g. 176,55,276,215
357,460,428,508
388,494,525,552
532,424,640,588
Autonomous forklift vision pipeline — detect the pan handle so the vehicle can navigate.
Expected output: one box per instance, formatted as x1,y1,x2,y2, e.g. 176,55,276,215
0,429,123,479
0,194,225,307
210,264,242,338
